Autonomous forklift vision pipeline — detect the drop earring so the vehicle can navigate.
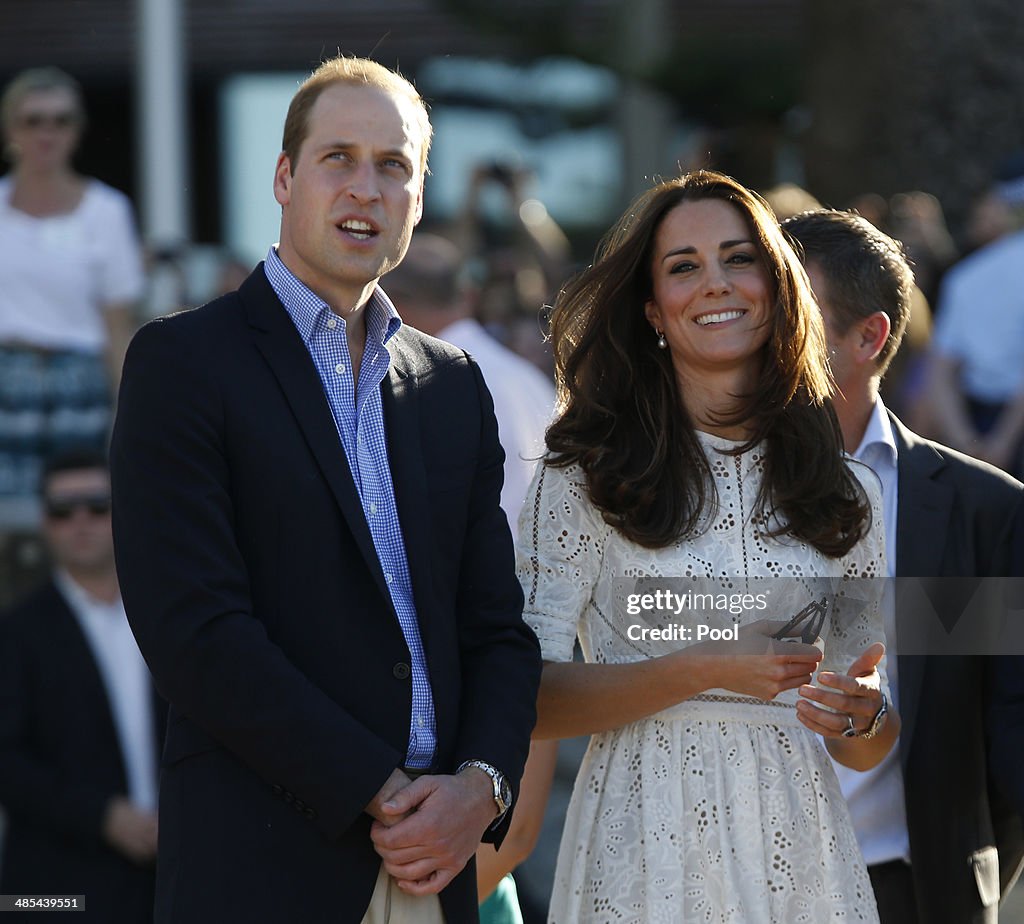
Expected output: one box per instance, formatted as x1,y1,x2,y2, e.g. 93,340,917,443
656,329,667,350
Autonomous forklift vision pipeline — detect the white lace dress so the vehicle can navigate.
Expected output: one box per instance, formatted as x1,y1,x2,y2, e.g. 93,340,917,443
517,433,887,924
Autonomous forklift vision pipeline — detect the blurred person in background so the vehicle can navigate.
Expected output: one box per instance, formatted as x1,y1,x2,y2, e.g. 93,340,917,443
959,154,1024,258
927,156,1024,479
0,67,144,533
383,230,555,525
0,448,163,923
213,250,255,299
885,190,957,307
383,230,558,924
450,161,573,378
760,180,823,222
879,192,952,422
784,208,1024,924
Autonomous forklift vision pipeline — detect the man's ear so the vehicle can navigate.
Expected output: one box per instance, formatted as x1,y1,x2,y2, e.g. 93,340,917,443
273,153,292,208
413,178,425,227
857,311,891,364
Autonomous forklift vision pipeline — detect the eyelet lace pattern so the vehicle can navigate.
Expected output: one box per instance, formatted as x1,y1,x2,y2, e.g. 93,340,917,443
516,432,886,923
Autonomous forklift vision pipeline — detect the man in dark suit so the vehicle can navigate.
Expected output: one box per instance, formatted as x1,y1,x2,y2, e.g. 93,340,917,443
784,209,1024,923
109,56,541,924
0,449,163,922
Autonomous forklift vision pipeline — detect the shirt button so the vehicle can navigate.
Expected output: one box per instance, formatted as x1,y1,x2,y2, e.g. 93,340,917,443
385,572,393,584
327,317,337,329
417,715,425,727
393,662,411,680
335,362,345,375
369,502,377,515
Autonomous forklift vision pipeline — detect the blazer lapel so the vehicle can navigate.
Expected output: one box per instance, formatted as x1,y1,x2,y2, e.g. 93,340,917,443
239,269,390,603
891,412,953,760
381,335,436,654
892,413,953,577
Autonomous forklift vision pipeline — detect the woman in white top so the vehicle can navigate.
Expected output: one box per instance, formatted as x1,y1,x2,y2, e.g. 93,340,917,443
0,67,144,525
518,171,900,923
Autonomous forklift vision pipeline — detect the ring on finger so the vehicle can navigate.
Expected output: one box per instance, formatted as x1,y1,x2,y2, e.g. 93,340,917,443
842,714,858,738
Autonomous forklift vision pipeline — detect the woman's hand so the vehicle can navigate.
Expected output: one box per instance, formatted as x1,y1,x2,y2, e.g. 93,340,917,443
692,618,823,701
795,642,885,738
796,641,899,771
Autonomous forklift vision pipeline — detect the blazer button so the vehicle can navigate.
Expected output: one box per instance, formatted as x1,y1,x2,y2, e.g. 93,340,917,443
293,799,306,813
283,791,294,804
393,662,411,680
304,807,317,820
271,784,283,797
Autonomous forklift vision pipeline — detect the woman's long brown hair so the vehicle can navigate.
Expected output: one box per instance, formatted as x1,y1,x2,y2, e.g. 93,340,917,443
545,170,869,557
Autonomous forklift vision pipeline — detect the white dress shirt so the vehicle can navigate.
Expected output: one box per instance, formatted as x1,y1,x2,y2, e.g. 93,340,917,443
831,398,911,866
436,318,555,527
56,570,158,811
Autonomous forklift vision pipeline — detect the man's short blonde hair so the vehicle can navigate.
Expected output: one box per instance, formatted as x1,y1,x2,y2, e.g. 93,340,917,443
281,56,432,176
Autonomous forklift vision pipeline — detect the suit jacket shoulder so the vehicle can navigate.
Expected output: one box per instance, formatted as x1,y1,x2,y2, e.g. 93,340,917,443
2,579,79,642
892,412,1023,501
888,412,1024,919
890,411,1023,577
383,320,484,389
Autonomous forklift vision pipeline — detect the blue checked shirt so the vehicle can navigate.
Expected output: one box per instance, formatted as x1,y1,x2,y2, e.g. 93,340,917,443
264,247,436,769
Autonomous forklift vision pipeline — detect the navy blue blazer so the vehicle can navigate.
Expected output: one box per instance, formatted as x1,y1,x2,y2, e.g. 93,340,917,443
889,414,1024,923
0,579,164,924
110,267,541,924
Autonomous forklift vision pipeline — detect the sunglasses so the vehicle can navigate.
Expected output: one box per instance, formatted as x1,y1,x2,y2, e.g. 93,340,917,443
771,595,830,644
18,111,79,131
44,494,112,520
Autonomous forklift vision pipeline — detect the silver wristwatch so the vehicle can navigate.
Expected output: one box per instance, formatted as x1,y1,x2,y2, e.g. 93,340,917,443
860,693,889,740
457,759,512,819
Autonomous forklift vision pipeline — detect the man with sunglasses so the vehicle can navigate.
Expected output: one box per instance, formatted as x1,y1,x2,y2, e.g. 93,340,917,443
0,448,164,923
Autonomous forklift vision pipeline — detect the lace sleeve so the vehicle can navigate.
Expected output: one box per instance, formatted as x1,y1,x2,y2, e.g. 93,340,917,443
515,461,608,663
821,460,890,698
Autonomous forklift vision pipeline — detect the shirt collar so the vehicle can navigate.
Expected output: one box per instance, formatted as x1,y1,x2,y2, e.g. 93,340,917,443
54,569,123,614
263,246,402,348
853,397,898,467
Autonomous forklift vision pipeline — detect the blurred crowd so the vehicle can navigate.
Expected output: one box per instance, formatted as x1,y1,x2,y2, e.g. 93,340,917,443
5,68,1024,596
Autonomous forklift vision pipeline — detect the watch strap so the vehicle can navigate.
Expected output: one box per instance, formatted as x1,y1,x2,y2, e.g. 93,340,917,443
456,759,511,818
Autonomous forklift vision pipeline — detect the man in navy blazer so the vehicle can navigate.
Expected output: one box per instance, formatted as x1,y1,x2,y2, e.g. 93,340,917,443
0,449,164,923
110,56,541,924
785,209,1024,924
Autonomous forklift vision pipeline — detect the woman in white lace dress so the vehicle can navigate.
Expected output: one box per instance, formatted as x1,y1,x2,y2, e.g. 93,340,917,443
518,171,899,923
